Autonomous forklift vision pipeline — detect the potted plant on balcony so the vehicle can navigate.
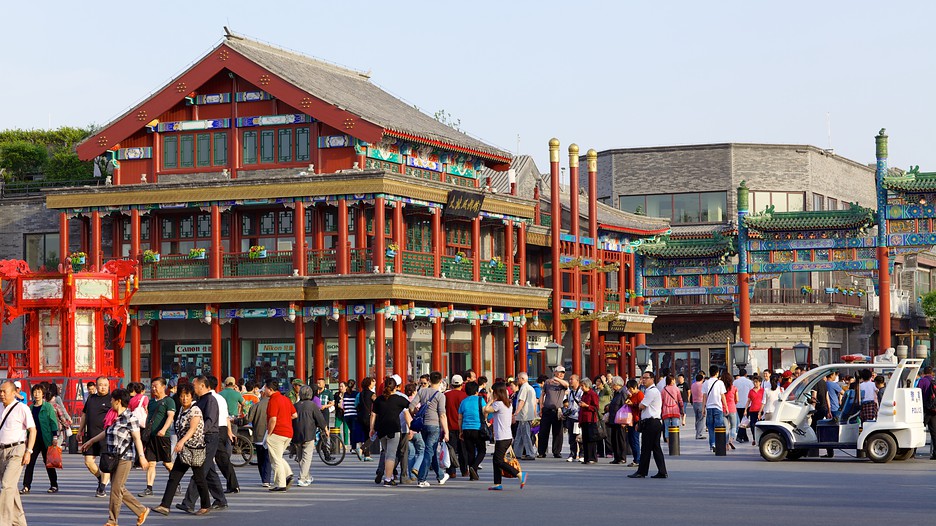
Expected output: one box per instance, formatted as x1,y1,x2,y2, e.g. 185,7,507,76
70,251,87,265
489,256,502,269
386,243,399,258
249,245,267,259
800,285,813,295
143,249,160,263
625,289,635,299
189,247,207,260
454,250,466,263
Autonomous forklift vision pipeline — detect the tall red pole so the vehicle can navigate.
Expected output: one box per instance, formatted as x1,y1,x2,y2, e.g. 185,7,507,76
230,320,240,381
356,319,367,383
471,320,482,375
338,199,349,274
374,199,386,272
432,317,443,373
375,306,387,381
518,310,528,373
338,316,349,382
211,307,222,388
505,321,515,378
59,212,70,267
432,209,442,278
588,149,600,379
210,205,221,279
394,315,406,378
518,222,527,285
875,130,892,354
472,217,481,281
150,321,160,378
294,307,306,382
295,201,307,276
393,203,403,274
505,220,514,284
90,211,102,269
130,318,141,382
314,319,325,380
549,139,562,347
569,144,582,376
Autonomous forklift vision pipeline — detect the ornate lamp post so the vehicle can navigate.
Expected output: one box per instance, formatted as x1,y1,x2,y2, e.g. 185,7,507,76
793,341,810,368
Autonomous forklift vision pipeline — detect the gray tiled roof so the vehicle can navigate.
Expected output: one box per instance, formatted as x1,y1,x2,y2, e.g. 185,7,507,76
225,35,511,161
549,191,671,234
480,155,542,197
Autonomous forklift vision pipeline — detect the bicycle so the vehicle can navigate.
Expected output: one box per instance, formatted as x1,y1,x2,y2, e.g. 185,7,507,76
231,419,254,467
288,427,346,466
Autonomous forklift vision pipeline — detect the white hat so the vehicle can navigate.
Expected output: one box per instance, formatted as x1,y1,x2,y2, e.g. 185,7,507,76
554,366,566,372
450,374,464,386
391,374,403,386
13,381,21,388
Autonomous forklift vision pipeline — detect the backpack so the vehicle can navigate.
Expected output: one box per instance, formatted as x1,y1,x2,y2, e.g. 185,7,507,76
923,380,936,415
409,391,438,433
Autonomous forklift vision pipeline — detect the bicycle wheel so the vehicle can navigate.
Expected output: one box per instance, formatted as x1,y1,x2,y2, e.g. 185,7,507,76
317,434,346,466
231,434,253,467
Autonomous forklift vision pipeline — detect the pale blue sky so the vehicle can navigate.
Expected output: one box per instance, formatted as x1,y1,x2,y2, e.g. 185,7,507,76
3,1,934,177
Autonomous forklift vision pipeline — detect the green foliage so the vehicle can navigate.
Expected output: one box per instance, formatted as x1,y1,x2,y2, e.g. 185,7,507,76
433,109,462,132
921,291,936,333
0,141,47,181
44,151,94,181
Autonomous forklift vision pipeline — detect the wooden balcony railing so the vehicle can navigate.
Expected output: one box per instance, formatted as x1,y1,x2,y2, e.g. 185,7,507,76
141,254,209,280
350,248,373,274
441,255,474,281
401,251,434,276
307,249,337,275
224,250,294,277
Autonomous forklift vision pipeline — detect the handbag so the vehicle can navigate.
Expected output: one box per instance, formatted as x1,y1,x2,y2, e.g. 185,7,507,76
501,446,521,479
45,444,63,469
477,397,493,442
180,443,207,467
739,415,751,429
596,419,608,440
99,451,119,474
614,405,634,426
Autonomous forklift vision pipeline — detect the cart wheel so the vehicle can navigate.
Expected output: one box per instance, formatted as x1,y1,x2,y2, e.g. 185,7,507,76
894,447,915,461
231,434,253,467
865,433,897,463
759,433,788,462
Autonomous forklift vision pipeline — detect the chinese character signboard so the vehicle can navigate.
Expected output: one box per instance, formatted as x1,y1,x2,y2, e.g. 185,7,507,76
443,190,485,219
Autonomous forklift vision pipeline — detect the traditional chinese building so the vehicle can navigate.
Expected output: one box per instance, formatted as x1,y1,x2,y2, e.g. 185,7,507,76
42,31,665,385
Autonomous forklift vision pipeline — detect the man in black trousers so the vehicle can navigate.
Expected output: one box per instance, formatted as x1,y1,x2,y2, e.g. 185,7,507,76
628,372,667,479
537,367,569,458
178,376,228,512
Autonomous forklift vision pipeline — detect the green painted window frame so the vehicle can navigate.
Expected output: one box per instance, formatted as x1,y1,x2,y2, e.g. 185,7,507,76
163,136,178,169
278,129,293,163
296,127,310,161
180,134,195,168
243,131,257,165
260,130,275,164
213,132,228,166
196,133,211,167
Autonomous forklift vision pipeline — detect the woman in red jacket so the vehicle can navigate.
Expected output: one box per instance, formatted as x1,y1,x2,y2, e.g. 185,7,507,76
578,378,600,464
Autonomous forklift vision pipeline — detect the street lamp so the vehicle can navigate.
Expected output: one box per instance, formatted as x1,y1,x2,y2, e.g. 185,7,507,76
545,341,563,369
793,341,810,367
732,340,750,370
635,344,651,371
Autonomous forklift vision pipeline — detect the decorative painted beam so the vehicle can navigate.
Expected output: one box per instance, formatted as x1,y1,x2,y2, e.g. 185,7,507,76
750,260,878,273
747,237,876,251
644,264,737,276
643,286,738,297
887,232,936,247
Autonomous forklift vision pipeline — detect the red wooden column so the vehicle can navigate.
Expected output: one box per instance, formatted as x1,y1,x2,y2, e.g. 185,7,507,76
393,315,406,378
210,205,222,279
431,316,443,373
518,309,528,373
472,218,481,281
295,201,307,276
518,222,527,285
878,246,891,352
569,144,582,376
549,138,562,344
231,319,241,380
314,207,325,251
505,220,514,284
211,306,222,387
313,319,325,380
393,203,404,273
150,321,160,378
505,320,515,378
338,199,349,274
375,306,387,381
59,213,70,267
130,315,141,382
356,319,367,382
294,308,306,383
471,320,482,376
588,149,601,379
432,209,442,278
90,211,102,269
619,335,628,378
338,315,349,382
373,199,386,272
129,210,141,261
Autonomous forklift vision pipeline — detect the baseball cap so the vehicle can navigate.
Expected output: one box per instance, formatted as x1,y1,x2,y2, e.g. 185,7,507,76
450,374,464,386
781,370,793,378
13,381,21,388
391,374,403,386
554,366,566,372
291,378,304,386
224,377,237,387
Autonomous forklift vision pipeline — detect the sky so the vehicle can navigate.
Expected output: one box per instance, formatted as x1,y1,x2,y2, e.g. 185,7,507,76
3,1,935,178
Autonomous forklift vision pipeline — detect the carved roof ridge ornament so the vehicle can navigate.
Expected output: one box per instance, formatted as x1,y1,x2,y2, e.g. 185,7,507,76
742,203,876,235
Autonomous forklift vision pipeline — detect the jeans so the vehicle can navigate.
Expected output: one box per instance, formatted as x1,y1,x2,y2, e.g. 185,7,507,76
254,442,272,484
418,425,443,483
492,439,519,485
537,408,563,457
626,425,640,461
297,440,316,482
706,408,725,449
514,420,535,458
565,419,580,458
663,417,680,439
408,430,425,474
726,410,739,442
692,402,705,438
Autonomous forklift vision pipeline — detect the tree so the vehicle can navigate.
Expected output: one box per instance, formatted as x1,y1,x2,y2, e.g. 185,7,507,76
44,150,94,181
0,141,47,181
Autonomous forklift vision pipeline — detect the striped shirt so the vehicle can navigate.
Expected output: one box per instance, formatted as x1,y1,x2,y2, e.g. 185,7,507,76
342,393,358,418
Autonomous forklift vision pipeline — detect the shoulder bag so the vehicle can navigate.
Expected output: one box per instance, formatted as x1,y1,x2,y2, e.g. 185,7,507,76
180,442,207,467
99,448,120,473
478,397,493,442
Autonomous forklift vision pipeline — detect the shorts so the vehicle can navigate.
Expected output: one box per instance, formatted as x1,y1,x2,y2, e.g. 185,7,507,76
83,439,102,457
144,434,173,463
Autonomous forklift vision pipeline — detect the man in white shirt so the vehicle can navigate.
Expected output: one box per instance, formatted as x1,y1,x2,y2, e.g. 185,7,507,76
733,369,754,443
513,373,537,460
0,380,37,526
702,365,727,452
627,372,666,479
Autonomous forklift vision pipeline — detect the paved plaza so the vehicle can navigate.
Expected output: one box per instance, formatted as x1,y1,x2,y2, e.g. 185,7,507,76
19,421,936,525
